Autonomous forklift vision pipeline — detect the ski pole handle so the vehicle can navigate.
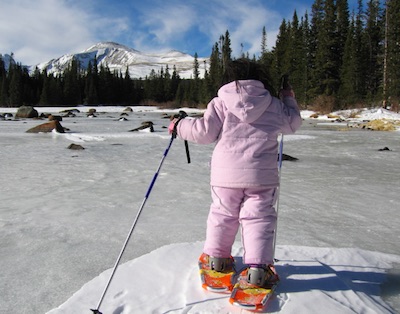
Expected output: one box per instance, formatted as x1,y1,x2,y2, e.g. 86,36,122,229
172,110,191,164
280,74,290,90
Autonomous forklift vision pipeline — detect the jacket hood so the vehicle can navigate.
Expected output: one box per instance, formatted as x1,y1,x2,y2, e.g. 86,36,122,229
217,80,272,123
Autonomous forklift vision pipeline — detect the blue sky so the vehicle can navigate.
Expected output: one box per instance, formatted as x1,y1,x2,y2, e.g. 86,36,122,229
1,0,360,66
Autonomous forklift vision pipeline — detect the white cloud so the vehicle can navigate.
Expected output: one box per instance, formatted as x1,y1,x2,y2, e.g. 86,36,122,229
0,0,90,64
128,2,198,53
145,5,195,42
0,0,128,65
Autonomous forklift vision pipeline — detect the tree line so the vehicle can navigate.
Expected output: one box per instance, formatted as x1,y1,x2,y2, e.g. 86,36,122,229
266,0,400,111
0,0,399,112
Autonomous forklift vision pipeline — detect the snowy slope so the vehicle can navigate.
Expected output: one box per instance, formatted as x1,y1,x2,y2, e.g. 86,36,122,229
47,242,399,314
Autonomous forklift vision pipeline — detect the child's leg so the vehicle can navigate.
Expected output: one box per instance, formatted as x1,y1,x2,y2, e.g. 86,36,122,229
203,186,244,258
239,187,278,265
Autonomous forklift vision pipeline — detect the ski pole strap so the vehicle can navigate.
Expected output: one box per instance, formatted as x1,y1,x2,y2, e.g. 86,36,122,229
172,110,191,164
171,110,187,138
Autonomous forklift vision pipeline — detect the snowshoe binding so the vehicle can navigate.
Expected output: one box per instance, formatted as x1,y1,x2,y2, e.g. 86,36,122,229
229,264,279,311
198,253,235,293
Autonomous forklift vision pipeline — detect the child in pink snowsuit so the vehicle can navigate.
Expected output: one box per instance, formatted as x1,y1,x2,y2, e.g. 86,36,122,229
170,59,301,278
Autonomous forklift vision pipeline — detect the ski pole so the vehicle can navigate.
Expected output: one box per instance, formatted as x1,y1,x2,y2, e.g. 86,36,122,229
272,133,284,262
272,74,291,262
91,111,188,314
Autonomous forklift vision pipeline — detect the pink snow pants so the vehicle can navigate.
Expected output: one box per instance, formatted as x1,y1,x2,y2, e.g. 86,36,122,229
203,186,278,265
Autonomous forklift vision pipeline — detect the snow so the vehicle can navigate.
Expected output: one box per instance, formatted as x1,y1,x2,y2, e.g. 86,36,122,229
301,107,400,122
1,106,400,314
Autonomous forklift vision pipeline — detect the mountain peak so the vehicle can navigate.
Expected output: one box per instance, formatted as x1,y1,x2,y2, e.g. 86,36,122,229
84,42,140,54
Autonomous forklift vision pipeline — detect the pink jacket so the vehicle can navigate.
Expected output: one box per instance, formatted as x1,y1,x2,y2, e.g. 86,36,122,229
176,80,302,188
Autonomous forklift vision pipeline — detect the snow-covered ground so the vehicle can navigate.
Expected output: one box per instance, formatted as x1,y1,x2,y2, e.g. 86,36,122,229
1,106,399,314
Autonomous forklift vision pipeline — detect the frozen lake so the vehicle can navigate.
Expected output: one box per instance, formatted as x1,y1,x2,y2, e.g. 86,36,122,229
1,107,399,313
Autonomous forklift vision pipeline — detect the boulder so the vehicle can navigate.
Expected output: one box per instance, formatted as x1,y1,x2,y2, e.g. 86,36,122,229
26,120,65,133
280,154,298,161
68,143,85,150
128,121,154,132
40,112,51,119
60,109,80,117
60,108,80,114
16,106,38,118
0,113,14,120
63,111,76,118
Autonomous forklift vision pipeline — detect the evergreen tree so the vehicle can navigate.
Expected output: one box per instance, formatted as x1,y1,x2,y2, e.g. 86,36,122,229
32,67,43,105
0,56,7,106
0,77,8,107
39,70,50,105
63,58,81,105
221,30,232,74
208,42,223,96
162,65,170,101
98,65,114,104
261,26,267,56
201,60,213,104
84,61,99,104
132,78,144,104
386,0,400,101
175,80,184,105
8,63,22,106
273,19,290,82
260,26,276,91
156,67,166,102
364,0,384,102
192,53,200,103
193,53,200,80
339,16,358,104
259,26,275,83
290,13,309,104
313,0,341,98
353,0,368,99
170,65,181,101
40,72,62,106
336,0,350,63
308,0,325,98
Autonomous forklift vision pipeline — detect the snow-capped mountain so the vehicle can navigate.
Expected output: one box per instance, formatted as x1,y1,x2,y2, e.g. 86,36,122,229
32,42,209,79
